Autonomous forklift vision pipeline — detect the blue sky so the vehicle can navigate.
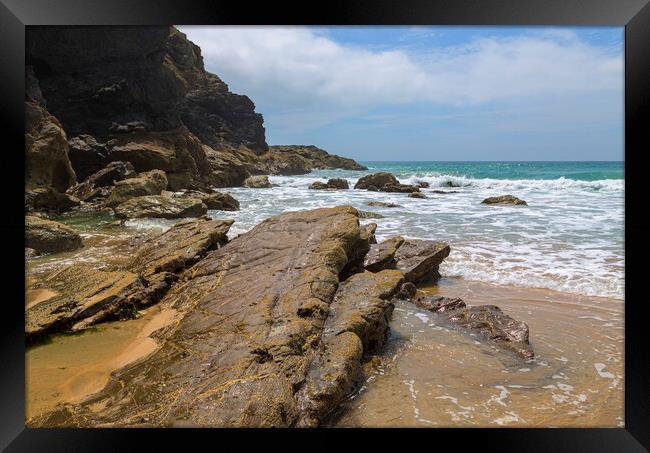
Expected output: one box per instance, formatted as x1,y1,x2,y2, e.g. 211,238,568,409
178,26,623,161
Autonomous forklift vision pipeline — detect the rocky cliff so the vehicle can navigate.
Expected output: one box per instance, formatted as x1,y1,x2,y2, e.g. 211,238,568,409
25,26,365,204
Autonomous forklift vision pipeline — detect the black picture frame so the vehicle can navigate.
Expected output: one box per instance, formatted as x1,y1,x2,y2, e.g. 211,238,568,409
1,0,648,450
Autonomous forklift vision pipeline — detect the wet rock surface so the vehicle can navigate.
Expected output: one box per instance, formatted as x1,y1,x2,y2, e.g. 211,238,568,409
381,183,421,194
114,195,207,219
366,201,401,208
26,187,80,215
482,195,527,206
363,236,404,272
413,295,533,360
309,178,349,190
25,216,83,254
354,172,399,190
394,239,451,283
409,192,426,199
172,190,240,211
26,217,234,341
30,206,379,427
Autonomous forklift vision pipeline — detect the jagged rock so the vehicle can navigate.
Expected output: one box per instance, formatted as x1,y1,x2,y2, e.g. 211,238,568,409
413,295,533,360
114,195,207,219
297,269,404,426
358,211,385,219
25,100,76,192
25,216,82,254
25,248,39,259
30,206,389,428
431,190,460,194
481,195,527,206
66,161,136,202
394,282,417,300
354,172,399,190
67,135,115,181
447,305,533,359
105,170,168,207
381,183,420,194
363,236,404,272
414,295,466,313
25,187,80,214
244,175,273,188
366,201,401,208
173,190,239,211
408,192,426,199
394,239,451,283
361,223,377,244
309,178,349,190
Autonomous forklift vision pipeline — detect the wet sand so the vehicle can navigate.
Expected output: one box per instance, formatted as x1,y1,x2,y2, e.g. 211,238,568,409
332,278,624,427
25,305,180,422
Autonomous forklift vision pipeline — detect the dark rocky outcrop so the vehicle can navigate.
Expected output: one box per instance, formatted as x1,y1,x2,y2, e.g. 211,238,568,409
105,170,168,207
25,216,83,254
25,187,80,215
66,161,135,202
114,195,207,219
482,195,527,206
354,172,399,190
363,236,404,272
261,145,366,175
394,239,451,283
26,27,365,197
413,295,533,360
358,211,385,219
309,178,349,190
431,190,460,194
381,183,421,194
394,282,417,300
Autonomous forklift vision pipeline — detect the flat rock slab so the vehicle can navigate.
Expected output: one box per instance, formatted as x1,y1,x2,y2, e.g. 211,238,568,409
26,217,234,340
394,239,450,283
114,195,207,219
25,215,83,254
363,236,404,272
32,206,387,428
26,264,148,341
128,217,233,278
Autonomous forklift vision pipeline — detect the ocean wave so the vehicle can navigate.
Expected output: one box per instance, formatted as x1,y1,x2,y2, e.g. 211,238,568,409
401,175,623,192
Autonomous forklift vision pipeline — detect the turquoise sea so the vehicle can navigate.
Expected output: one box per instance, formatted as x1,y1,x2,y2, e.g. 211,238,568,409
126,161,625,299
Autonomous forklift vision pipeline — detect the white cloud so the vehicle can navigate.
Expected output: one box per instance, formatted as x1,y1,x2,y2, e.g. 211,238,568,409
177,26,622,108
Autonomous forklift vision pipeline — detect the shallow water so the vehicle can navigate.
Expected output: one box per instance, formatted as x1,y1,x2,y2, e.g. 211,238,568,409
332,278,624,427
122,162,624,299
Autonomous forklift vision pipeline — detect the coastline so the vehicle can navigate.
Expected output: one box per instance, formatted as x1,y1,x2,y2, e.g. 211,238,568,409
25,274,623,426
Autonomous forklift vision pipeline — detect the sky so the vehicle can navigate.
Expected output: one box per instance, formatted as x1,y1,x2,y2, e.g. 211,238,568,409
178,26,624,161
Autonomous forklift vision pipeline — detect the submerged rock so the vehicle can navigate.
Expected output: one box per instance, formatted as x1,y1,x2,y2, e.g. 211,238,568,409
363,236,404,272
481,195,527,206
417,181,430,188
106,170,168,207
431,190,460,194
30,206,403,428
309,178,349,190
114,195,207,219
394,239,450,283
25,216,83,254
413,295,533,359
244,175,273,188
381,183,420,194
365,201,401,208
358,210,385,219
408,192,426,199
354,172,399,190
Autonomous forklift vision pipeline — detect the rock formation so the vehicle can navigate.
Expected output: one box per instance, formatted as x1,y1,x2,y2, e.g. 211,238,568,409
309,178,349,190
25,216,83,254
481,195,528,206
114,195,207,219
